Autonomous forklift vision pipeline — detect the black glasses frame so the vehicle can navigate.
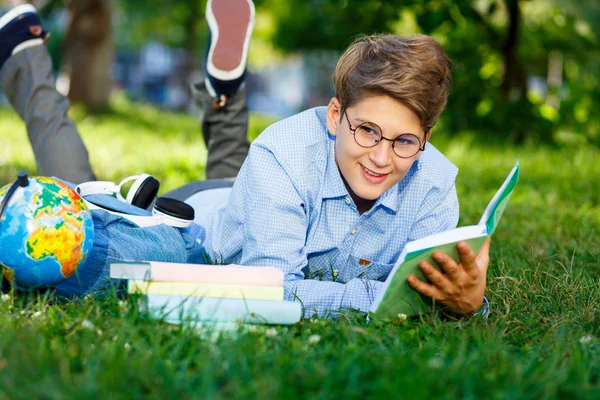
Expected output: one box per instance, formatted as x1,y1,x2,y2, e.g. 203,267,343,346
343,110,426,159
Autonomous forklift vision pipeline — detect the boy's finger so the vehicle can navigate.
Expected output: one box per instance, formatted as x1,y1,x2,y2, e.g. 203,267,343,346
432,251,461,280
457,241,477,273
418,260,452,291
476,237,492,272
407,275,441,301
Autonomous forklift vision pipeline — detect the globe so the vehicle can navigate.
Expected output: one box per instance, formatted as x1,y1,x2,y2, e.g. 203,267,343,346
0,176,94,289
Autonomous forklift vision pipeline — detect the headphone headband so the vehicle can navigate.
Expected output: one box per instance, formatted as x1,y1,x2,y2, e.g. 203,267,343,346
76,174,193,228
76,181,121,197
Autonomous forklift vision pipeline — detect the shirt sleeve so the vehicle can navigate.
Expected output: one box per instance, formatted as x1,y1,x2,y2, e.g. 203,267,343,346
237,144,383,317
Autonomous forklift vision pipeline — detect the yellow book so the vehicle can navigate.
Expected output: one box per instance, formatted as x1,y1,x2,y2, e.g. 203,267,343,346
127,281,284,301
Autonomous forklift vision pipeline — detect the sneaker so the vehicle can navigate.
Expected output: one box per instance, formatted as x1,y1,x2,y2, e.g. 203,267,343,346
0,4,49,71
205,0,255,108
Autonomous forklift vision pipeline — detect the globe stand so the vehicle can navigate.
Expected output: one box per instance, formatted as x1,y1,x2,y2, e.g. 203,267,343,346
0,171,29,225
0,171,28,294
0,269,8,294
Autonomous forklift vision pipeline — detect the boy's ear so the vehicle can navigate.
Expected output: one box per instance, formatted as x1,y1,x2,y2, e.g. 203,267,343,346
425,129,432,143
326,97,342,137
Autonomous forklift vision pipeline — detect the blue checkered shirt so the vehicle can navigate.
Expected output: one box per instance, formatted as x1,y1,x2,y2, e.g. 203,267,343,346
201,107,460,317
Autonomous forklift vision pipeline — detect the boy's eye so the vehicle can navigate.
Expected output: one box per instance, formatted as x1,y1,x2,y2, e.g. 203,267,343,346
395,135,420,146
357,124,380,136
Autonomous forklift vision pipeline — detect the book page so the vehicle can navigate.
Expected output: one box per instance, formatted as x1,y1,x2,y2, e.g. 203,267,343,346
404,225,487,254
478,162,520,233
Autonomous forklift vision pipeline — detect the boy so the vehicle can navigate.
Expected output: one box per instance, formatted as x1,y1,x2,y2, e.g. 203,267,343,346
195,33,490,318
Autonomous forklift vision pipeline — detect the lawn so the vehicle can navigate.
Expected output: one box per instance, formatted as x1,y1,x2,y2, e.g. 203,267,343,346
0,97,598,399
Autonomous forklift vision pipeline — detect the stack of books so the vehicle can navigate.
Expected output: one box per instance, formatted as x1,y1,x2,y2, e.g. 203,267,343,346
110,261,302,325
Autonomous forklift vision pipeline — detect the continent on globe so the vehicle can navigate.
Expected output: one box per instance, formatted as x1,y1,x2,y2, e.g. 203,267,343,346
27,220,85,278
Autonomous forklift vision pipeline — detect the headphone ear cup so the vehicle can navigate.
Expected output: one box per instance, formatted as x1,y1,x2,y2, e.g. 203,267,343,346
154,197,195,222
130,176,160,209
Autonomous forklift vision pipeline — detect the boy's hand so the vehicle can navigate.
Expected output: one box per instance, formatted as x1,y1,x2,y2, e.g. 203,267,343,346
407,237,491,315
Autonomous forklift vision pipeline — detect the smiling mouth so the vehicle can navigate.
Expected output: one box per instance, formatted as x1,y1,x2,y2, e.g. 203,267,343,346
360,164,388,178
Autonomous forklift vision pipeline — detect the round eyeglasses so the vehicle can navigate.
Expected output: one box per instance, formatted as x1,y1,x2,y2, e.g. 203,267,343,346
344,110,426,158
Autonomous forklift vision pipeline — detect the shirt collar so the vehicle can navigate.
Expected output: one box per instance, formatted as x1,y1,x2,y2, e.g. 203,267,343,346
376,181,399,214
322,135,348,199
380,159,419,214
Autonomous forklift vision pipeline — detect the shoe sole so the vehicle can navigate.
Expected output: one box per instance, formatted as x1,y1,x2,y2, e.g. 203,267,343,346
0,4,37,31
206,0,254,80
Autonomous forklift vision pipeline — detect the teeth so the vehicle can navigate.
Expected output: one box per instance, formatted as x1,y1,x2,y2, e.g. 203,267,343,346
363,166,383,177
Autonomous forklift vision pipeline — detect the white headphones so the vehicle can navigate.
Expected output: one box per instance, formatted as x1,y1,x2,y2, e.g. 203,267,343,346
76,174,194,228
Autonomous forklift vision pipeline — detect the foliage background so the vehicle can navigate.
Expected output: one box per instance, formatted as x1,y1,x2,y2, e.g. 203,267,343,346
255,0,600,145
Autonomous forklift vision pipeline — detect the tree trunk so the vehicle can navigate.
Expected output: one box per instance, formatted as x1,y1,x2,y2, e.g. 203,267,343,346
63,0,114,109
501,0,527,98
176,0,202,111
501,0,530,143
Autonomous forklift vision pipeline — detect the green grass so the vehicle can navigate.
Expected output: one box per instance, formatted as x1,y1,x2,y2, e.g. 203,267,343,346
0,98,599,399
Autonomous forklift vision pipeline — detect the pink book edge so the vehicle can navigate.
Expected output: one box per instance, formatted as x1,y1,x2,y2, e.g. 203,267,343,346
110,261,285,287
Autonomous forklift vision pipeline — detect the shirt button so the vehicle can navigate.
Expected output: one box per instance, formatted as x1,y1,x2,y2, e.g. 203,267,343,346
345,197,351,205
351,228,357,235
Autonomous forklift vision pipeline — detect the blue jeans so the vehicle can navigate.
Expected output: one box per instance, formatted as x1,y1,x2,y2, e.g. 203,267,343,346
55,194,210,297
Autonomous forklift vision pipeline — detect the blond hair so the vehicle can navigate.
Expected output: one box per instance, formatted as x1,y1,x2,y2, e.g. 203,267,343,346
334,34,452,132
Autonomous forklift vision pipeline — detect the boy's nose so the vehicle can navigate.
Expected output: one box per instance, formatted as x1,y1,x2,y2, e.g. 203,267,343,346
368,140,393,168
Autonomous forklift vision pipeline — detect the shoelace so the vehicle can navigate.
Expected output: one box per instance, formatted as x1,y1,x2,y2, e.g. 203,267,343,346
212,94,228,109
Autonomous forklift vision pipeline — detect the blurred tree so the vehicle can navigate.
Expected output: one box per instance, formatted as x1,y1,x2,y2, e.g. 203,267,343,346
117,0,206,99
38,0,206,109
257,0,600,144
255,0,404,52
63,0,114,109
117,0,205,49
15,0,114,109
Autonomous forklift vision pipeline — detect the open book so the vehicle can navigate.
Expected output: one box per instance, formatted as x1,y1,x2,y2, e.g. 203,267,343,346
370,161,520,318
